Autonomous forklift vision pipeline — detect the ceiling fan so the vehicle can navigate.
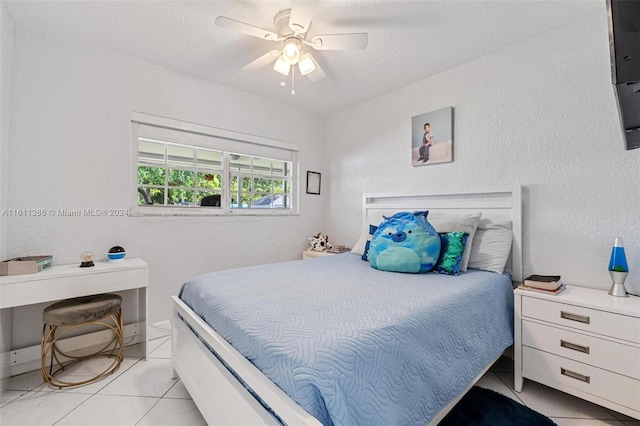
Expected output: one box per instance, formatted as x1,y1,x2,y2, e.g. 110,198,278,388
215,0,368,94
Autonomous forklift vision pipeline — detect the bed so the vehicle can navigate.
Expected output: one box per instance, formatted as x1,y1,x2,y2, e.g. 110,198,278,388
172,185,523,425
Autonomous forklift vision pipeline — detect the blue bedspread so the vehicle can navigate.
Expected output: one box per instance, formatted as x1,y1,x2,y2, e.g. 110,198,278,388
179,254,514,426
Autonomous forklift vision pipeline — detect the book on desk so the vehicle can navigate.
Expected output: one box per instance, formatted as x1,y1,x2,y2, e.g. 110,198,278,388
327,246,351,254
0,255,53,276
517,283,566,296
523,274,562,290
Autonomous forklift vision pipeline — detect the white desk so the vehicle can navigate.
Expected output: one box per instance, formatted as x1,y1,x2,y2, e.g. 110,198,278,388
0,258,148,383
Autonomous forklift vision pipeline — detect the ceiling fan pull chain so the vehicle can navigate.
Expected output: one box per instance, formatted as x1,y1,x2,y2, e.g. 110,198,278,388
290,66,296,95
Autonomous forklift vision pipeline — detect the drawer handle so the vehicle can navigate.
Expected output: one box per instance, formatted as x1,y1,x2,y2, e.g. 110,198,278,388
560,311,590,324
561,368,590,383
560,340,590,354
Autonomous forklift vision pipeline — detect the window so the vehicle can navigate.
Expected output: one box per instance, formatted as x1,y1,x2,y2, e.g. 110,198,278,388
138,139,223,207
131,113,298,216
228,154,292,209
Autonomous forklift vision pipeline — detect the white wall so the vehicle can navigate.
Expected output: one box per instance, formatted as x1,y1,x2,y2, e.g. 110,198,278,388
6,26,325,347
324,13,640,295
0,0,13,391
1,1,11,265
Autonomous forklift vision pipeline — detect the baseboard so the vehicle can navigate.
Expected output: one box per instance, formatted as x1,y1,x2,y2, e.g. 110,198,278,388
10,322,144,376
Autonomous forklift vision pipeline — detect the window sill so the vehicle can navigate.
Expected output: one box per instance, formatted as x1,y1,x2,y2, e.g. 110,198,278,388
130,205,297,217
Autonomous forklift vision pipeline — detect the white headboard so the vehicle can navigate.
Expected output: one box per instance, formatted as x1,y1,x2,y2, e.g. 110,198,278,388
362,185,522,282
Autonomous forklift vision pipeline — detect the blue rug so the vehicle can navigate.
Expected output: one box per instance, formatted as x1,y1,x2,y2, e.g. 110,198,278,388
439,386,556,426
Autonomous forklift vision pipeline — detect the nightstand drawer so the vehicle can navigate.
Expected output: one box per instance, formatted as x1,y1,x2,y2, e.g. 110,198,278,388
523,347,640,412
523,320,640,380
522,296,640,344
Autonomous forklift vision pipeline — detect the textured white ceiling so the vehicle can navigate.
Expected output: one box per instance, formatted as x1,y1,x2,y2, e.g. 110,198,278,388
4,0,604,114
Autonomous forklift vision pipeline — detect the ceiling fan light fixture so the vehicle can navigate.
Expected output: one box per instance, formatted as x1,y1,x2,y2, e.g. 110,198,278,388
219,4,368,90
273,55,290,76
282,38,301,65
298,52,316,76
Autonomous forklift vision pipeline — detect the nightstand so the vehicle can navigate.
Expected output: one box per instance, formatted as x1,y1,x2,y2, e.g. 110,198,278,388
302,250,336,260
514,285,640,419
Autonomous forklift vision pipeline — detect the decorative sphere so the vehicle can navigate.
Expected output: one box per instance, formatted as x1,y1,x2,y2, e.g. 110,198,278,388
108,246,126,261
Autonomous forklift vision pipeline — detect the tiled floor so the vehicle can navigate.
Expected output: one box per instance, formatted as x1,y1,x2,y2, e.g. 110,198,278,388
1,340,639,425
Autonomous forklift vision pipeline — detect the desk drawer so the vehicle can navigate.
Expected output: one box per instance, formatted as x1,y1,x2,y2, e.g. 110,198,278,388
523,346,640,412
521,297,640,344
523,320,640,380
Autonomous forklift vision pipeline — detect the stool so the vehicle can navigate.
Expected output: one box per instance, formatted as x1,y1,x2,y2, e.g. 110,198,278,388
41,293,124,388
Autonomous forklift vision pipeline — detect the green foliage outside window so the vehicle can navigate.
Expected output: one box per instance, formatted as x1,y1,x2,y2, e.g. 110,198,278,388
138,166,222,206
137,139,291,210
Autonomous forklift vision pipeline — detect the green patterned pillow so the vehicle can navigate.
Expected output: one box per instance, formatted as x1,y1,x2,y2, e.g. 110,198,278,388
435,232,470,276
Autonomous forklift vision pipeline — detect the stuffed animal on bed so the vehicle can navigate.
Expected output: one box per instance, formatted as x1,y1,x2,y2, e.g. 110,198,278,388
308,233,332,251
369,211,441,273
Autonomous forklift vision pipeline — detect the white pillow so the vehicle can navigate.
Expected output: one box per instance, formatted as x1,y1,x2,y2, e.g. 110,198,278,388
468,222,513,274
351,234,367,256
351,225,377,258
428,212,482,272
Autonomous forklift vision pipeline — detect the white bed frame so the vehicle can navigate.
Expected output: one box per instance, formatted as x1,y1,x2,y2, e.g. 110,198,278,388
172,185,522,425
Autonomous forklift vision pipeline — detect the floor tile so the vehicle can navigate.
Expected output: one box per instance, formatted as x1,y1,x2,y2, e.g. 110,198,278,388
124,344,144,360
147,322,172,341
4,369,45,391
607,408,640,422
149,338,171,359
49,355,122,377
551,418,625,425
55,394,159,426
164,379,191,399
137,398,207,426
123,336,169,359
497,368,516,388
0,390,26,408
97,358,176,398
31,358,139,394
148,336,170,352
490,355,514,373
475,371,524,405
497,372,616,420
123,343,145,359
0,391,91,426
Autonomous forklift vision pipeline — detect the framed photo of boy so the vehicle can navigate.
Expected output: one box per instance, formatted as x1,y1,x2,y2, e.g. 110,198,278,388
411,106,453,166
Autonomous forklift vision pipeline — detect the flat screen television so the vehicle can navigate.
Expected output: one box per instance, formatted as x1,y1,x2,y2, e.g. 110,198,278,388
607,0,640,150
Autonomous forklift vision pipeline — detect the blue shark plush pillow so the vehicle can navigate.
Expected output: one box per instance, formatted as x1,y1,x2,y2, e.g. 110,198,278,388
369,211,441,273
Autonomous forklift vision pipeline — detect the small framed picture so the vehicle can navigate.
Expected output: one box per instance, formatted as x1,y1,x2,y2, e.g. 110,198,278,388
411,106,454,166
306,171,321,195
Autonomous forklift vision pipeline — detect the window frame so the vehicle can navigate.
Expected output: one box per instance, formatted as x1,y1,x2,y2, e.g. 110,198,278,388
130,112,299,217
137,139,225,208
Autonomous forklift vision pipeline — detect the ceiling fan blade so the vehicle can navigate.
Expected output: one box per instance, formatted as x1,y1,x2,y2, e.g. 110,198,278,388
243,50,281,71
309,33,368,50
215,16,280,41
306,53,326,82
288,0,319,34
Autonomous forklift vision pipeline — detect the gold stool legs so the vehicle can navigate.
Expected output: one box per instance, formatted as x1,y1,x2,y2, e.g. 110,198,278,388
41,308,124,389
